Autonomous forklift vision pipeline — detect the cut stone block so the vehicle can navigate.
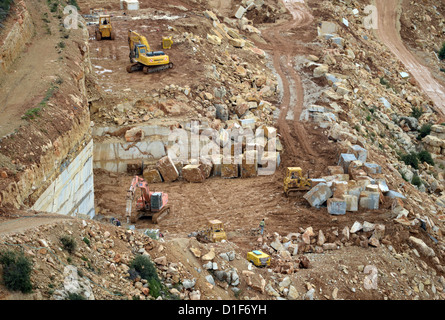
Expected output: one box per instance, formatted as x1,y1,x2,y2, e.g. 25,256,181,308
221,157,239,178
348,145,368,163
183,164,205,183
343,194,358,212
156,156,179,182
359,191,380,210
241,151,258,178
338,153,357,174
310,178,326,187
327,198,347,215
304,183,333,207
363,163,382,174
210,154,222,177
332,181,348,198
327,166,344,175
143,168,163,183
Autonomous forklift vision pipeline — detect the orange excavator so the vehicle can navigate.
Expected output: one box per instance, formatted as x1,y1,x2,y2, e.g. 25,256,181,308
125,175,171,224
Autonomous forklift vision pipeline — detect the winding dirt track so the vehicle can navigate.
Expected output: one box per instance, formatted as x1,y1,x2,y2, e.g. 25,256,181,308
375,0,445,116
256,0,316,158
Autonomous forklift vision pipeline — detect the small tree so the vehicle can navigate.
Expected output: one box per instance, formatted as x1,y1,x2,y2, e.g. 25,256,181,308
439,42,445,60
401,152,419,169
60,236,77,254
0,250,33,293
418,150,434,166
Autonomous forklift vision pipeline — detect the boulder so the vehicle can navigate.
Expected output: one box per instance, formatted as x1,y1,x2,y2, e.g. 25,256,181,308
125,127,145,142
304,183,333,207
182,164,205,183
143,168,163,183
156,156,179,182
327,198,347,215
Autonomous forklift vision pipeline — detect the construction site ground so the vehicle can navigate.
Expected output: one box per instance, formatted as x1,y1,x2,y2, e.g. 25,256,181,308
0,0,444,302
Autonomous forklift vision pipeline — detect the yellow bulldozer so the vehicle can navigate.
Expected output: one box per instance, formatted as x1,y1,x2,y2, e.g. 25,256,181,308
95,15,115,41
127,30,174,74
283,167,312,197
196,220,227,243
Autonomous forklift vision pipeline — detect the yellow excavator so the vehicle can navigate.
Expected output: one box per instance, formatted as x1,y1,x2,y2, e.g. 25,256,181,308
95,15,115,41
127,30,174,74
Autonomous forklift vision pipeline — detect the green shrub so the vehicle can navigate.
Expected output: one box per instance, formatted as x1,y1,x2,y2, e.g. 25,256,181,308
410,106,424,119
417,123,432,140
417,150,434,166
82,237,90,247
411,175,422,187
67,292,86,300
60,236,77,254
0,250,33,293
129,255,159,282
401,152,419,169
439,42,445,60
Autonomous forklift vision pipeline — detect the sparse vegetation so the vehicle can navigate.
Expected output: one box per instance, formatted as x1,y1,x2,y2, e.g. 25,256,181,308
67,292,86,300
129,255,165,298
0,250,33,293
439,42,445,60
60,235,77,254
400,152,419,169
417,123,432,140
410,106,424,120
417,150,434,166
411,175,422,187
0,0,14,24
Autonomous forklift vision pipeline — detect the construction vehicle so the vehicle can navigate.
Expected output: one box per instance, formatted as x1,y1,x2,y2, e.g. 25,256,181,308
283,167,312,197
125,175,171,224
95,15,115,41
127,30,173,74
247,250,271,267
196,220,227,243
162,36,174,50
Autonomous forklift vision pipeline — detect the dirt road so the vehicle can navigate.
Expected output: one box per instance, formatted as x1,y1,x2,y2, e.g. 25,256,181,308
258,0,316,159
375,0,445,116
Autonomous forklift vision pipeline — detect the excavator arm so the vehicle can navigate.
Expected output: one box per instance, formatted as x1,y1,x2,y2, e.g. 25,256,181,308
128,29,151,53
126,176,151,223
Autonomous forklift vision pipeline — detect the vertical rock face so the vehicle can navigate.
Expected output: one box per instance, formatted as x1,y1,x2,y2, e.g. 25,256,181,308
0,2,35,74
32,140,95,219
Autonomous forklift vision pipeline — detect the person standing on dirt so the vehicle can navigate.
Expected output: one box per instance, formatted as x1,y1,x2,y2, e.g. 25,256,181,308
259,219,265,235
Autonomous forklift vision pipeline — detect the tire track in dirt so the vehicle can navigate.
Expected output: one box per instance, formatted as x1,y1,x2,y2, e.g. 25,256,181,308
375,0,445,116
255,0,316,159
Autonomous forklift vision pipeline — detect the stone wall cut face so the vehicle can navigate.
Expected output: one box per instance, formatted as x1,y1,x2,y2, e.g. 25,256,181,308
0,4,35,74
32,140,95,218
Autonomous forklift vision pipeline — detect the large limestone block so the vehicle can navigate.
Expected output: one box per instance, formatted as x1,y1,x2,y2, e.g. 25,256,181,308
221,157,239,178
183,165,205,183
327,198,347,215
304,183,333,207
143,168,163,183
156,156,179,182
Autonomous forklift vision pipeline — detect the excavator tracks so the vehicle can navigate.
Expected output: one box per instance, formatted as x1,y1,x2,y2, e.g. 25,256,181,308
127,62,174,74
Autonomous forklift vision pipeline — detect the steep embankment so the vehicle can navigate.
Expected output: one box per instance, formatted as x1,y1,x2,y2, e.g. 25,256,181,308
375,0,445,116
0,0,94,218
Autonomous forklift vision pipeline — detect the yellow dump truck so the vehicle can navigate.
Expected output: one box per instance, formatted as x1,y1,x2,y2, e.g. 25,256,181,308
247,250,271,267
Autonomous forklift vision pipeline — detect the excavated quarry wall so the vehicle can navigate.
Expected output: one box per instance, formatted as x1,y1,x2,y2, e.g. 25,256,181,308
0,6,95,219
0,1,35,74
